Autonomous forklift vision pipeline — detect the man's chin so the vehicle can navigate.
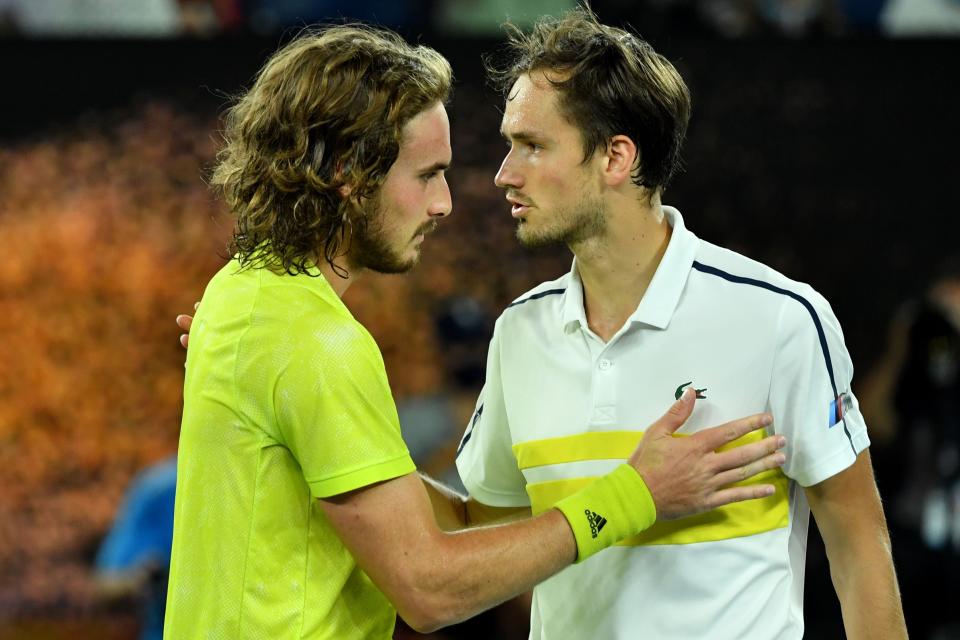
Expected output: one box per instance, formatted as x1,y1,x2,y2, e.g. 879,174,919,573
516,223,561,249
364,251,419,275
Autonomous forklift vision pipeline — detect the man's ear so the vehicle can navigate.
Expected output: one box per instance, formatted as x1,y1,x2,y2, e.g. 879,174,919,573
334,154,354,197
602,135,639,187
337,165,358,198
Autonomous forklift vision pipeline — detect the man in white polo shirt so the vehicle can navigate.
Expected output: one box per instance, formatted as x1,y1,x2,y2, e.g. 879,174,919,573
456,7,907,639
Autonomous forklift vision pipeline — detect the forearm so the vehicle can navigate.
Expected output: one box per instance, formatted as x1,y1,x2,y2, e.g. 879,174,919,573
405,464,652,629
465,498,531,526
828,532,907,640
403,508,575,630
807,452,907,640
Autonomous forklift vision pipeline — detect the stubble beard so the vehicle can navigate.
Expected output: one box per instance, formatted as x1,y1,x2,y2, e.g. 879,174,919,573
516,191,607,249
348,196,434,275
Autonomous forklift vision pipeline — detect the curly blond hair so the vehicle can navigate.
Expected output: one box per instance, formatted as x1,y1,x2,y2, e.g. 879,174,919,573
212,25,452,275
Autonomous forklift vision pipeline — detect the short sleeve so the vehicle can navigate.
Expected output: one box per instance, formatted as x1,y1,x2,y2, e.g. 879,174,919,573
273,319,415,499
455,319,530,507
768,288,871,487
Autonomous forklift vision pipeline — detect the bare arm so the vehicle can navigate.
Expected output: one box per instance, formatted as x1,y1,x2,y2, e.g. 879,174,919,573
323,472,573,632
322,394,785,632
805,449,907,640
420,473,531,530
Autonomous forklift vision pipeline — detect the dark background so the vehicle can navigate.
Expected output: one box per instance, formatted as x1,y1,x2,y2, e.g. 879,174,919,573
6,35,958,364
1,3,959,638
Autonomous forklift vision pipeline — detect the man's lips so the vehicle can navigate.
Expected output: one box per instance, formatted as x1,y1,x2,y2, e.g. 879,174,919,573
507,196,533,217
413,222,437,242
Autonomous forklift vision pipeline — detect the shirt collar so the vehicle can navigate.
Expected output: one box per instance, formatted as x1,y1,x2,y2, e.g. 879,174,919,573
560,260,588,332
559,206,699,332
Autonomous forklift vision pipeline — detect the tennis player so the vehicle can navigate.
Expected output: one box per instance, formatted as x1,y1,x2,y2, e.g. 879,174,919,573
165,23,786,639
456,7,908,639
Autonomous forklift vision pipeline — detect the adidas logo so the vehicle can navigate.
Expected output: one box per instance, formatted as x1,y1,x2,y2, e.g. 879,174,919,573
585,509,607,539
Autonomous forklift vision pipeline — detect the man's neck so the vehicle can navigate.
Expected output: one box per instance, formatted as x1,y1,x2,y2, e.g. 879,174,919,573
317,258,360,298
571,194,671,342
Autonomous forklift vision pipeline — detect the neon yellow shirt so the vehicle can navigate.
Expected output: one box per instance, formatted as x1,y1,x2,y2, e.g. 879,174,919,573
165,259,415,639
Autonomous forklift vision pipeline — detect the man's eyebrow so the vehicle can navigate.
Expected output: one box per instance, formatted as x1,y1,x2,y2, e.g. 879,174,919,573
417,160,451,173
500,129,544,142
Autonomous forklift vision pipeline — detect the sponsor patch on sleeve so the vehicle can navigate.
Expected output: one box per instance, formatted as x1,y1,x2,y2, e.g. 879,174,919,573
828,392,853,428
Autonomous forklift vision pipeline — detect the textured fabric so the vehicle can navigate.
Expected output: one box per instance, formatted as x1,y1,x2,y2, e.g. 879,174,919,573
165,259,415,640
456,207,870,639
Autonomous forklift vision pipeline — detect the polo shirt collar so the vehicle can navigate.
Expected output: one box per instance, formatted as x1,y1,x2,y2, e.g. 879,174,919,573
560,262,588,331
560,205,699,332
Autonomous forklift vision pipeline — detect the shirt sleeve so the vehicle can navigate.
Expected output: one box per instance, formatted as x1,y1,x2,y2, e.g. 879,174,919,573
273,318,415,499
768,286,871,487
455,318,530,507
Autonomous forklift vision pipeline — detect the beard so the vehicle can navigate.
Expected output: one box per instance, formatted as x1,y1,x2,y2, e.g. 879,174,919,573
516,190,606,249
347,196,435,274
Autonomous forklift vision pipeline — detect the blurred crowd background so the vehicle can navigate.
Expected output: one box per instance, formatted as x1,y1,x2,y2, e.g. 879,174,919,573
3,0,960,37
1,0,959,638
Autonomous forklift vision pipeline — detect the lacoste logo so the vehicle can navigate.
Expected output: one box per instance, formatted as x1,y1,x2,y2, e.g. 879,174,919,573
585,509,607,538
675,381,707,400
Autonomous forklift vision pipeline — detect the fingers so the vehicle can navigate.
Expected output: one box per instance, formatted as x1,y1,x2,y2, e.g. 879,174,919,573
711,434,786,473
176,315,192,349
177,304,198,350
695,413,773,451
712,451,786,487
646,388,696,437
706,483,776,510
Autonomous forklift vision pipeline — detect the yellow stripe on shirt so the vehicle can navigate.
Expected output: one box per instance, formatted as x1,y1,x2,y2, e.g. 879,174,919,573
513,429,767,470
514,430,790,545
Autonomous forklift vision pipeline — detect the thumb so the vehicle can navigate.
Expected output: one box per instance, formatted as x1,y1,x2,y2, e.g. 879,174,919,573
649,387,695,437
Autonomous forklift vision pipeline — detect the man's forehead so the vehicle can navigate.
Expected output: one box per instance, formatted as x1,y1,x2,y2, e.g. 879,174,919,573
399,103,451,160
500,72,561,133
506,72,553,103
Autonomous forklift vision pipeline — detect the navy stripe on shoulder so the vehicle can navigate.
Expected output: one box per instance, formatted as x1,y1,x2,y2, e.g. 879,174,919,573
506,288,565,309
691,261,856,456
455,404,484,458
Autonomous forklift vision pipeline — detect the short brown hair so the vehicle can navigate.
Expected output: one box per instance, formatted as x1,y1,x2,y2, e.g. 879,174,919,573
212,25,453,275
487,7,690,192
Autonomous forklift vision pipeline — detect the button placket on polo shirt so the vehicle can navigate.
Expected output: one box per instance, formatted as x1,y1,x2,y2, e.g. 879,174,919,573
590,343,619,426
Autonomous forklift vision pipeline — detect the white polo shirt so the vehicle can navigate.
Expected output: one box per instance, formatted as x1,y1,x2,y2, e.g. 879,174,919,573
456,207,870,640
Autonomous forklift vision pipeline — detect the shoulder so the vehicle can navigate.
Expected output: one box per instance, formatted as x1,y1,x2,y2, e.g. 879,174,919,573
212,270,384,385
691,240,836,325
498,273,570,321
253,273,377,358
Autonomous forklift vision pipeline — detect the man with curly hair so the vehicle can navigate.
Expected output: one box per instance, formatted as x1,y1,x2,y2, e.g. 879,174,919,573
165,23,787,639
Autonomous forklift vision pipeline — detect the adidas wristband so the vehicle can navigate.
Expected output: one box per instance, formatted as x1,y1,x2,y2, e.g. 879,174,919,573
554,463,656,563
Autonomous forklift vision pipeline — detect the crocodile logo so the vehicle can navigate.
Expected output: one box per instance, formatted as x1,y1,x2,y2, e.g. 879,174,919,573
675,381,707,400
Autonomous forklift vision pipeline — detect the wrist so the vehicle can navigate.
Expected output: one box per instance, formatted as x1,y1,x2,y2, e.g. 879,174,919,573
554,464,656,562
